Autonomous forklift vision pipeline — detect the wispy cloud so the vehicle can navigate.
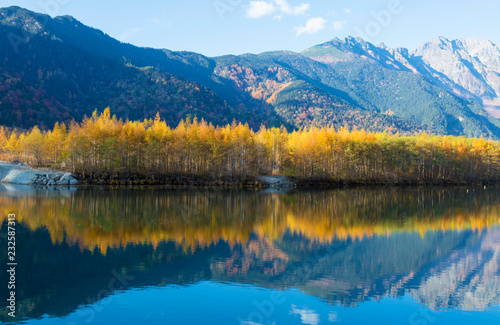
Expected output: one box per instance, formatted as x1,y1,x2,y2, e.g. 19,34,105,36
147,13,171,28
246,0,310,19
332,20,347,31
326,9,338,17
118,27,144,42
274,0,310,15
149,17,161,24
294,17,327,36
344,8,352,14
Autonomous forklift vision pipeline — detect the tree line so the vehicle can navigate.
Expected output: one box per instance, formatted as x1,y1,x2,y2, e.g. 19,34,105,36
1,108,500,184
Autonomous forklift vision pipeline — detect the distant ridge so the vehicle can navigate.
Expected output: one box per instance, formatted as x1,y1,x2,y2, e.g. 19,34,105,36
305,36,500,108
1,6,500,139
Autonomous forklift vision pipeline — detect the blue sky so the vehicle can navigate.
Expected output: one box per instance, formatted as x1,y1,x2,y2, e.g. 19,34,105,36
1,0,499,56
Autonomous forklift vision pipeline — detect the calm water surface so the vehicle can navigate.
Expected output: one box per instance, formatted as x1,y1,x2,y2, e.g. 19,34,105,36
1,186,500,324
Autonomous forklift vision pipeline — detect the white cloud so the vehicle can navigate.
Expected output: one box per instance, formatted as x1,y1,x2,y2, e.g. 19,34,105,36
291,305,320,325
294,17,327,36
332,20,347,31
246,0,310,19
247,1,276,18
274,0,310,15
344,8,352,14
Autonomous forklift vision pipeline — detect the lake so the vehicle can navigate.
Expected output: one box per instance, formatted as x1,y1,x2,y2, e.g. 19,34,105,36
1,186,500,324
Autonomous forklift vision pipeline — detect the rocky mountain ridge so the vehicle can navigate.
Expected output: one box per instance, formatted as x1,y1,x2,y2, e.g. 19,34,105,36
305,36,500,110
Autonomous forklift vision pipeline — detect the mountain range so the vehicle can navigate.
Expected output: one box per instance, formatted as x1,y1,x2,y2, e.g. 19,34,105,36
1,6,500,139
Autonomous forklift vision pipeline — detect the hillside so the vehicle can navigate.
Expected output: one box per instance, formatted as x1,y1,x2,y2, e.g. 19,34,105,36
301,37,500,138
0,7,262,128
1,6,500,138
0,65,70,129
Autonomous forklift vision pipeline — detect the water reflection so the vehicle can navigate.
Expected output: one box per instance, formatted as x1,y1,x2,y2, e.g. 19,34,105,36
0,187,499,323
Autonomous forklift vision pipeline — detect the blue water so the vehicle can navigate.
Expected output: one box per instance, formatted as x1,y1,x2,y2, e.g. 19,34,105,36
24,283,500,325
1,187,499,324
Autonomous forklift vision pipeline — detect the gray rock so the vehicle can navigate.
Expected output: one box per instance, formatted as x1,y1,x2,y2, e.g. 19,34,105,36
257,176,294,191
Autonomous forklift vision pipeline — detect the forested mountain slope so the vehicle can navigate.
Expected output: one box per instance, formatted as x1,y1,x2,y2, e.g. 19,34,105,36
1,6,500,139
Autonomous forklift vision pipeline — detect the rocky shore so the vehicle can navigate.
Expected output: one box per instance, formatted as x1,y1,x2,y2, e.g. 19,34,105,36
0,162,79,186
4,162,479,191
0,163,302,190
33,173,79,186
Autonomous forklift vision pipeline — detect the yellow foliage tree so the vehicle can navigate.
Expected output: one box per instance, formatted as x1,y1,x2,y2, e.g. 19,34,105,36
25,126,46,166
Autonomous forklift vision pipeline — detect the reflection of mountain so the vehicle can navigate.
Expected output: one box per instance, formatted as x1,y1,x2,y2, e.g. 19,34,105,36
410,228,500,311
279,232,456,304
0,188,500,321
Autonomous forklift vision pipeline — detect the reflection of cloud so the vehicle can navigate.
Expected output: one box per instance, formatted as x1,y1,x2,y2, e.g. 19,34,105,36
118,28,144,42
247,0,310,19
294,17,327,36
291,305,320,325
328,311,339,322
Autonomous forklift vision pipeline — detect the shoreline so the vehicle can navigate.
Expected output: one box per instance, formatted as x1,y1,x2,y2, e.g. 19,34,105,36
73,172,495,190
0,162,496,190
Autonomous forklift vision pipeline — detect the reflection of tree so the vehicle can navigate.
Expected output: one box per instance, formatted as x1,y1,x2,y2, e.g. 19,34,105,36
1,187,499,253
0,222,235,322
1,187,500,322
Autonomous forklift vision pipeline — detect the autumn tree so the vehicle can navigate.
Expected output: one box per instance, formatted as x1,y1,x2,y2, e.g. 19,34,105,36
3,107,500,185
0,126,7,155
45,122,67,168
24,126,46,166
